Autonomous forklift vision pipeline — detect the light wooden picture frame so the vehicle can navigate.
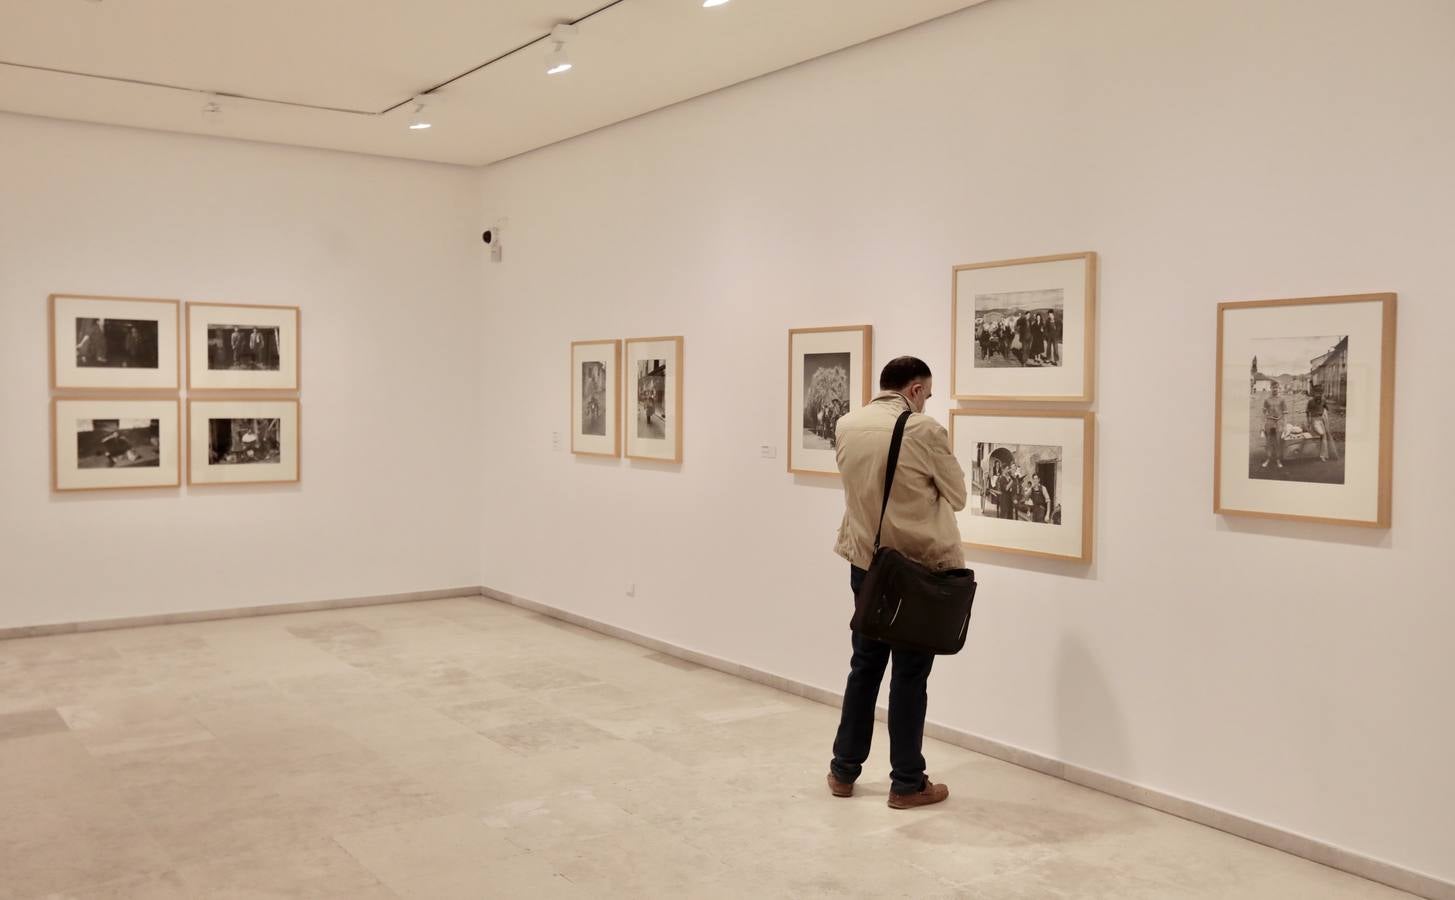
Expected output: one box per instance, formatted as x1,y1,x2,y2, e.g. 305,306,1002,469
186,302,301,392
50,294,181,392
788,325,872,476
950,408,1095,562
951,252,1097,402
623,336,684,464
188,398,301,486
571,339,621,458
52,397,183,492
1214,293,1396,528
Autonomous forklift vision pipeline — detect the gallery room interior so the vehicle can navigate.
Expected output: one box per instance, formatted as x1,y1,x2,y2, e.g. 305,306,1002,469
1,0,1451,897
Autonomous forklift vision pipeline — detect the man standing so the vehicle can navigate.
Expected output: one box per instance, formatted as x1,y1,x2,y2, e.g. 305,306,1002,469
828,356,965,810
1306,384,1340,463
1261,382,1287,469
248,328,265,369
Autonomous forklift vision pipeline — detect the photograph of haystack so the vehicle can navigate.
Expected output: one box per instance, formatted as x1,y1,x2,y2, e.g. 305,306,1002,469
787,324,870,475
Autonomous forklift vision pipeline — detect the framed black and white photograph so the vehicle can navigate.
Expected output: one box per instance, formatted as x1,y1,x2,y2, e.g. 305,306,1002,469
787,325,872,476
1216,293,1396,527
187,302,300,392
571,339,621,458
951,252,1096,402
52,398,181,491
951,409,1094,561
624,336,683,463
50,294,180,391
188,399,301,485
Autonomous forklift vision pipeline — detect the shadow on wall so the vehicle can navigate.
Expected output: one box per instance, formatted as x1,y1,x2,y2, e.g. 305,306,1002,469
1055,633,1132,781
1215,515,1393,550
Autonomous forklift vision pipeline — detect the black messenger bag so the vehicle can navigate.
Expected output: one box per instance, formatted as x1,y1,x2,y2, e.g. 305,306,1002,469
850,410,977,655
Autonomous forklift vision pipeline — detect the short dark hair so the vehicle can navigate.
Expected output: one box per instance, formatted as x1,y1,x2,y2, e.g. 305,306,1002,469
879,356,932,390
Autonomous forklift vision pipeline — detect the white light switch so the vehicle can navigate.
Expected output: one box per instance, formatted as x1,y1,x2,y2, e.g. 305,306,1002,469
760,445,777,459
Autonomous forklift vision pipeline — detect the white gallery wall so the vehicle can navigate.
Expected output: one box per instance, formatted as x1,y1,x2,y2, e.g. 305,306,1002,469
0,113,485,628
477,0,1455,884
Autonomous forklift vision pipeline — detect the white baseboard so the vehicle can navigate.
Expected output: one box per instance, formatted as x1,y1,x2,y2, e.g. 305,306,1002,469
0,586,485,641
480,586,1450,900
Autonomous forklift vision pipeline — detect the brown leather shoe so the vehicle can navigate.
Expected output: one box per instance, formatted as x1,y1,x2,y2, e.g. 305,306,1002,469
826,772,853,798
887,778,948,809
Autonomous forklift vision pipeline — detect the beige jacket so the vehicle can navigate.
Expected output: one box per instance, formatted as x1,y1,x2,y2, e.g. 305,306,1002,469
834,393,968,572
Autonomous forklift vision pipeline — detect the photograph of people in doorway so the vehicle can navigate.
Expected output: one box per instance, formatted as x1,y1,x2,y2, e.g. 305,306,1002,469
968,442,1062,525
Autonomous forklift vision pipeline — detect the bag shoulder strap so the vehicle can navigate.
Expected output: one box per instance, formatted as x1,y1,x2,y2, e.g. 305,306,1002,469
873,410,914,551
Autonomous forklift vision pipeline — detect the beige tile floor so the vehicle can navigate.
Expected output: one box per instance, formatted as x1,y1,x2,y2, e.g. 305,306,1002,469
0,597,1420,900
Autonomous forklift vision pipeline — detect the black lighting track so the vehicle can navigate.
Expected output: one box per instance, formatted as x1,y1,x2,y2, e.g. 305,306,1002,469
0,0,630,118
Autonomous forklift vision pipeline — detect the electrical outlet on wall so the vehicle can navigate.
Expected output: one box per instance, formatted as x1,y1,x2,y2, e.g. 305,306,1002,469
551,432,563,452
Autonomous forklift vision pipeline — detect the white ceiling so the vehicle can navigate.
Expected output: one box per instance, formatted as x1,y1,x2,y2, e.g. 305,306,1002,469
0,0,986,167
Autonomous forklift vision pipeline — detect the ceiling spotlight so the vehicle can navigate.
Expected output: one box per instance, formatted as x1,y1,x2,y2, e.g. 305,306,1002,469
546,23,577,75
408,96,432,131
703,0,730,6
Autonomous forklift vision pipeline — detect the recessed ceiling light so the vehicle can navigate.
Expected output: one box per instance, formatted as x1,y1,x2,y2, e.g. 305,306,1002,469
703,0,730,7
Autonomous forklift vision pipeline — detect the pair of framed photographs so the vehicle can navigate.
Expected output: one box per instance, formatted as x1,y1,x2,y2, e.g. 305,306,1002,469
49,294,302,492
50,294,300,393
569,336,683,463
949,252,1098,562
52,398,301,491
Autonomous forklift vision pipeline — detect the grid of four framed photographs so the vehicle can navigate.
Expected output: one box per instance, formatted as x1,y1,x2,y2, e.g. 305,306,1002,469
49,294,301,492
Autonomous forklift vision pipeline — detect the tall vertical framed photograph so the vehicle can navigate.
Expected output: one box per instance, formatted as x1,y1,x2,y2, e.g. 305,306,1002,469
187,302,300,392
951,252,1096,402
1215,293,1396,527
950,409,1095,562
787,325,872,476
50,294,180,391
623,336,683,464
188,399,301,486
52,398,182,492
571,339,621,458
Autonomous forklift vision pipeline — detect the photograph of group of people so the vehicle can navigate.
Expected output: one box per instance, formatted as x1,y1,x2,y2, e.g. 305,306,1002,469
207,417,282,466
972,289,1063,369
1248,335,1348,485
206,324,281,372
969,442,1063,525
74,317,160,370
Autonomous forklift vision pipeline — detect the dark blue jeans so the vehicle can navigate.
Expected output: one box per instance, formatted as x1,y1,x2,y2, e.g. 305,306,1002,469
830,566,935,796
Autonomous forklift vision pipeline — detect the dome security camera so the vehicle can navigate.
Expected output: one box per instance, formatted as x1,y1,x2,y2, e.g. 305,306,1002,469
482,222,504,261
